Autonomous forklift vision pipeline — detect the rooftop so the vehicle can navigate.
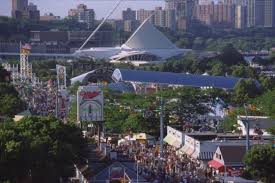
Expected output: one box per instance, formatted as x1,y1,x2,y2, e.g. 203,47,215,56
219,146,246,164
112,69,246,89
238,116,275,129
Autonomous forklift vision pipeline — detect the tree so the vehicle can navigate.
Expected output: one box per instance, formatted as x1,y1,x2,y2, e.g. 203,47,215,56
219,44,244,66
0,116,87,183
267,126,275,135
244,145,275,183
0,83,24,117
231,65,246,77
259,76,275,92
211,63,225,76
255,88,275,118
0,66,10,82
233,79,261,105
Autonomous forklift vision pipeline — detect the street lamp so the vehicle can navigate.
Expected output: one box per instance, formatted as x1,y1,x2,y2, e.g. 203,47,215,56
157,85,164,158
244,104,250,151
136,160,140,183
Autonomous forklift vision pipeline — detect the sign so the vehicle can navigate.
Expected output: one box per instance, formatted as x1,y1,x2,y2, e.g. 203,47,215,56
77,85,104,122
57,89,69,119
56,65,66,90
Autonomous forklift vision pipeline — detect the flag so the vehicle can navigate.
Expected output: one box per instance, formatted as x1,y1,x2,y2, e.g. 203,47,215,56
22,43,32,50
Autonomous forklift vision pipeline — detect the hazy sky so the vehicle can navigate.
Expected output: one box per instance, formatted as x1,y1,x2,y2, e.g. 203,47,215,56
0,0,165,19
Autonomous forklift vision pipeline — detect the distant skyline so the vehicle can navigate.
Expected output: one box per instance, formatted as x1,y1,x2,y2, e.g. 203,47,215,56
0,0,165,19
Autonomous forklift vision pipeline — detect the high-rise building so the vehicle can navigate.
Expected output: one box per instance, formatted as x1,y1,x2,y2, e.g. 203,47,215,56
194,1,236,27
165,9,177,30
154,7,176,30
122,8,136,21
235,5,247,29
248,0,275,28
124,20,139,32
137,7,176,30
12,0,28,18
154,7,166,27
264,0,275,27
165,0,195,30
68,4,95,28
136,9,155,24
11,0,40,21
165,0,194,19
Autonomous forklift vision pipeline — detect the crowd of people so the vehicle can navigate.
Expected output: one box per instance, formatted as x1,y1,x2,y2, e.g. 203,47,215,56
114,140,212,183
17,80,57,116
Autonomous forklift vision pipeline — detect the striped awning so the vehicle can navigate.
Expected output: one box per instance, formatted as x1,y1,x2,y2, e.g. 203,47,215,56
193,151,214,160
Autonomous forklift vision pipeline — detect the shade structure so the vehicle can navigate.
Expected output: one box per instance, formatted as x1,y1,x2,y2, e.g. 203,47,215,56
208,160,224,170
164,135,176,146
112,69,247,90
179,145,195,156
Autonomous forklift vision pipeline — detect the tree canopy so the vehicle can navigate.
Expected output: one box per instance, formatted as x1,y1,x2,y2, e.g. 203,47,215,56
0,116,88,183
244,145,275,183
0,83,24,117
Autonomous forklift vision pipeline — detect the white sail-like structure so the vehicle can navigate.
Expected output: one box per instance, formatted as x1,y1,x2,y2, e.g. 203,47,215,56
122,19,177,49
74,17,190,64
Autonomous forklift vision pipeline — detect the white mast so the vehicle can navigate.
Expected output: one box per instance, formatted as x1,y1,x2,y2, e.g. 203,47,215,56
77,0,123,51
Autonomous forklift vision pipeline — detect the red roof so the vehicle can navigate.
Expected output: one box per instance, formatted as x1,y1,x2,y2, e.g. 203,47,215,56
208,160,224,169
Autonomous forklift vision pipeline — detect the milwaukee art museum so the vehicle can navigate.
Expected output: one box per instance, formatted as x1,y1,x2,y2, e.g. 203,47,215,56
74,17,190,65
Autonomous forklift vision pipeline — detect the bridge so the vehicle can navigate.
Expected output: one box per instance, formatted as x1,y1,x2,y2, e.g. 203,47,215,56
0,52,74,59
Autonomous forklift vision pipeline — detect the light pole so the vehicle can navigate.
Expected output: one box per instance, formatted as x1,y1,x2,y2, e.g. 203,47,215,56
136,160,140,183
244,104,250,152
159,86,164,158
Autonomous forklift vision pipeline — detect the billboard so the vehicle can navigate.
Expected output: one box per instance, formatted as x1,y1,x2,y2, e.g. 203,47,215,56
77,85,104,122
56,65,66,90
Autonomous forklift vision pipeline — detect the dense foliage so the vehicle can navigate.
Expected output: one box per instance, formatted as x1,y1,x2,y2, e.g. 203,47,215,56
0,83,24,117
163,20,275,51
102,88,213,135
0,116,87,183
244,145,275,183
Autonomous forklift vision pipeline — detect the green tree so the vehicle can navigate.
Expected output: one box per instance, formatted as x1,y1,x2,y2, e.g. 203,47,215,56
211,63,225,76
259,76,275,92
231,65,246,77
0,83,24,117
267,126,275,135
219,44,244,66
255,88,275,118
0,116,87,183
233,79,261,105
0,66,10,82
244,145,275,183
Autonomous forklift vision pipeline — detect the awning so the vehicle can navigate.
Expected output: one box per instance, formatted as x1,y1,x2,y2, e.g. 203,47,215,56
208,160,224,170
186,148,195,156
198,152,214,160
164,135,175,146
172,140,182,149
179,145,195,156
179,145,189,153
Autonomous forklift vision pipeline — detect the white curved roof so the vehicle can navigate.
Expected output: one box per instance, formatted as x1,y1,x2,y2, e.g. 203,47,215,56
70,70,96,85
122,17,177,50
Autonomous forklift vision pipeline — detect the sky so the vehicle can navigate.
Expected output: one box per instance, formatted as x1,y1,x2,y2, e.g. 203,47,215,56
0,0,165,19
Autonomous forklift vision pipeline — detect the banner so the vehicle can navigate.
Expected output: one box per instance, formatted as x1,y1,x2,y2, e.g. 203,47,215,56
57,89,69,119
77,85,104,122
56,65,66,90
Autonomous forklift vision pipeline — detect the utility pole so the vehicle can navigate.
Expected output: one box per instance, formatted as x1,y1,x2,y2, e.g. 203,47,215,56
244,104,250,152
160,86,164,158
